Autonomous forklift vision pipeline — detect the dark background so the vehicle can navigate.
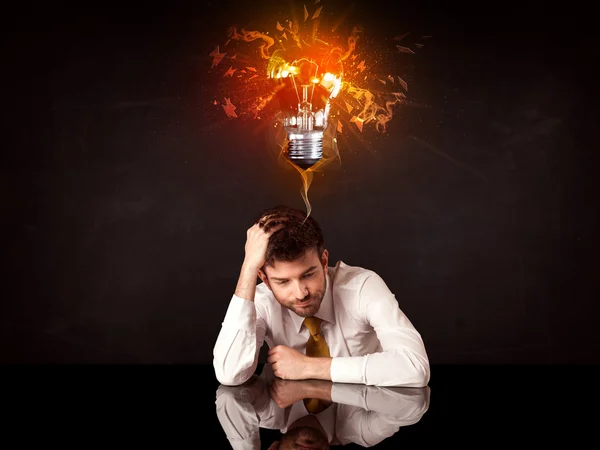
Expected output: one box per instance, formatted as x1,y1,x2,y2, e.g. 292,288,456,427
3,0,597,364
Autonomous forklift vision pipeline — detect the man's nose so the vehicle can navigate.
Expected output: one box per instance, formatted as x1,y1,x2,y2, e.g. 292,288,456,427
294,281,309,298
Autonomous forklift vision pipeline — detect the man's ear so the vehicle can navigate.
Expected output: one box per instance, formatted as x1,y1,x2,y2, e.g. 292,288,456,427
258,267,271,290
321,249,329,275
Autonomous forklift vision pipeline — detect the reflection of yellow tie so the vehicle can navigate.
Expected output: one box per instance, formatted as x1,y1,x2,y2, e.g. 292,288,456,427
303,317,331,414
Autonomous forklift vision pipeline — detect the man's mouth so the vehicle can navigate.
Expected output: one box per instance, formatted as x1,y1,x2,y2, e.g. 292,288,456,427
297,297,312,306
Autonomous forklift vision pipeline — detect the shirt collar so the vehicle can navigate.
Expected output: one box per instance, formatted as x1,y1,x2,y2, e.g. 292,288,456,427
289,270,335,333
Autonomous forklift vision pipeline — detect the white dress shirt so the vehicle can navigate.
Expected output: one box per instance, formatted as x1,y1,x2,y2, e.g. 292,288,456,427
215,365,431,450
213,260,430,387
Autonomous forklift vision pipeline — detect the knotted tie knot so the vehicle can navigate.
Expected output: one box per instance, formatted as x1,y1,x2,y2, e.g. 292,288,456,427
303,317,323,339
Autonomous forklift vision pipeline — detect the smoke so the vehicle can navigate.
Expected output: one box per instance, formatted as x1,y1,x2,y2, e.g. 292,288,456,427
227,27,275,59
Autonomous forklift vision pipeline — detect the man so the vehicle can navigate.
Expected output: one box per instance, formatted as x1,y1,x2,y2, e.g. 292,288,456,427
216,363,431,450
213,205,430,387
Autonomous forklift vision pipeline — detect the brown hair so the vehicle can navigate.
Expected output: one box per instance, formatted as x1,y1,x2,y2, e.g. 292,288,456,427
256,205,324,268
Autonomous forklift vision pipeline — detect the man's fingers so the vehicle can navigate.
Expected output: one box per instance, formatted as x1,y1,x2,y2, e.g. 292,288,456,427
256,214,277,227
268,345,282,355
265,224,286,235
263,219,287,234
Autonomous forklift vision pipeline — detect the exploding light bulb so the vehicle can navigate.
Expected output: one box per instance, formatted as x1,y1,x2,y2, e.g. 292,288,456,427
267,40,343,170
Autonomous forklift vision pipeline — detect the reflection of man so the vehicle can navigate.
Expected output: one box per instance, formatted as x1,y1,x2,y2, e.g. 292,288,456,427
213,205,430,387
216,364,430,450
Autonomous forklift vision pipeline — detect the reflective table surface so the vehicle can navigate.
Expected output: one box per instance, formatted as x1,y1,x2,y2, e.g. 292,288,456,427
5,364,596,447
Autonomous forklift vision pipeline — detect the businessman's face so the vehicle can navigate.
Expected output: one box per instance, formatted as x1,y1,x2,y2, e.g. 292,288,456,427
277,425,330,450
259,248,329,318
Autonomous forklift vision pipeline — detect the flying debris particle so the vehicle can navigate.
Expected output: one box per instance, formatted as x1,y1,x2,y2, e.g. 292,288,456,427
350,116,364,132
312,6,323,19
393,31,410,42
247,74,258,81
345,101,353,113
282,32,288,39
351,54,358,60
246,67,257,72
415,43,424,49
378,79,387,85
213,100,218,105
240,69,246,73
224,39,231,46
397,76,408,92
209,46,226,68
276,21,284,31
337,120,343,133
304,5,309,21
223,66,236,77
396,45,415,54
357,60,366,72
387,75,395,83
230,54,237,59
222,98,238,118
422,35,432,39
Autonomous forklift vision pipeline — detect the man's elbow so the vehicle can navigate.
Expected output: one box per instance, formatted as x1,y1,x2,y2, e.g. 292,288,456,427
387,364,428,388
213,363,253,386
395,356,430,387
410,363,430,387
216,374,243,386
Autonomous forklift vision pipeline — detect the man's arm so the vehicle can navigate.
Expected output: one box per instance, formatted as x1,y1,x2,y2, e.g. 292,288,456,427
213,216,286,386
298,273,429,387
212,288,268,386
329,272,430,387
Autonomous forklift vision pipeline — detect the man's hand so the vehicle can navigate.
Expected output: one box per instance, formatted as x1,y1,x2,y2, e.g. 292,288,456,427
242,214,288,273
269,378,333,409
268,345,333,381
234,214,287,302
267,345,311,380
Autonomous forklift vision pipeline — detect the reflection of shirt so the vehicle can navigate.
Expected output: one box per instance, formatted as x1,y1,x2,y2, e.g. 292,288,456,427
213,260,430,387
215,366,430,450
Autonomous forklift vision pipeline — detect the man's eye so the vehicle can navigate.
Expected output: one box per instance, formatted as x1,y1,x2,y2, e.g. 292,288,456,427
277,281,288,285
303,273,315,278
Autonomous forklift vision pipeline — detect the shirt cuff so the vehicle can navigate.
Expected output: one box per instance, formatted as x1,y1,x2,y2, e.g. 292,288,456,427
330,355,368,384
222,295,256,329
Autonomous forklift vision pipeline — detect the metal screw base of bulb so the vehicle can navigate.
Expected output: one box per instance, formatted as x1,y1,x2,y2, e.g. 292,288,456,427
285,130,324,170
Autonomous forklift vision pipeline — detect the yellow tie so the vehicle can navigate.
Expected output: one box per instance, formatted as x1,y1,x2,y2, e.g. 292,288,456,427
302,317,331,414
303,317,330,357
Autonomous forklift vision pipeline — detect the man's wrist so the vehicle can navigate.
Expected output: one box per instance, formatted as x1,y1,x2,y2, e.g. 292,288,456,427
305,357,332,381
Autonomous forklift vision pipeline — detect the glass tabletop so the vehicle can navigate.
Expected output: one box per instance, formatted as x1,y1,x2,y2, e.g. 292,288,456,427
3,363,596,447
